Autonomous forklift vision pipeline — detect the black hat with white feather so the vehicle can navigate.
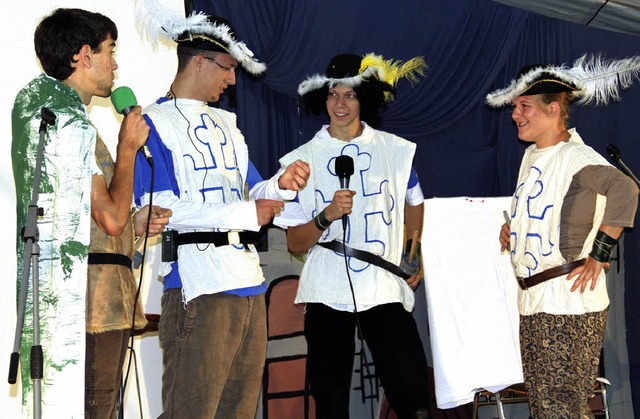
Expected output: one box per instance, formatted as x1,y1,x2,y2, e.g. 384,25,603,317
134,0,266,75
486,54,640,107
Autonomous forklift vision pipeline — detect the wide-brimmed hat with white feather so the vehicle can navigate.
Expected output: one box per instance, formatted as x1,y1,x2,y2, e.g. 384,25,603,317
486,54,640,107
134,0,266,75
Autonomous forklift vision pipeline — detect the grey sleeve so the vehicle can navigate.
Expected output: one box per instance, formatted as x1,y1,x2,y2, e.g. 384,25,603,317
576,165,639,227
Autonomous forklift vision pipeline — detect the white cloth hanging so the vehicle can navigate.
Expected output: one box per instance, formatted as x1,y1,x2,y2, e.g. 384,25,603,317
422,197,523,408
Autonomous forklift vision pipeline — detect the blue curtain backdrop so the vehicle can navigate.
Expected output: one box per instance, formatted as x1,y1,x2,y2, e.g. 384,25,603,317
193,0,640,409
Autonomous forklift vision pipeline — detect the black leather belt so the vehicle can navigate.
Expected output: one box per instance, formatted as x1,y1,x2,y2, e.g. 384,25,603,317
317,240,410,279
176,231,262,247
88,253,133,272
517,258,586,290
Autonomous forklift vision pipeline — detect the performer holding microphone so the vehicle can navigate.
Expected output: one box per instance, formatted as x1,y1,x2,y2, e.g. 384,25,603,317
275,53,431,418
11,8,170,418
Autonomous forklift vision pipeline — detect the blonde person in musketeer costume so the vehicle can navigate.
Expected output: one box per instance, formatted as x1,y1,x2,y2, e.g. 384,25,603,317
132,1,309,417
275,53,431,418
488,55,640,417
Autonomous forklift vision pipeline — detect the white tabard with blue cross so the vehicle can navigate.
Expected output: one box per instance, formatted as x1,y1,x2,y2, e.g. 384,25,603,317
509,129,609,315
139,99,265,303
277,124,417,311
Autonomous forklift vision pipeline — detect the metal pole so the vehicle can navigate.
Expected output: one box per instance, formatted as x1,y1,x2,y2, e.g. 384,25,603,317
8,107,55,419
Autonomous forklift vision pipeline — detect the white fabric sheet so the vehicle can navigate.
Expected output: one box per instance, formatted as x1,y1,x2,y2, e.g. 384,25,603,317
422,197,523,408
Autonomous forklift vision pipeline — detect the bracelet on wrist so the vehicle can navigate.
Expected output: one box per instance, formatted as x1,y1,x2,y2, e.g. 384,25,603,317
313,209,332,231
589,230,618,263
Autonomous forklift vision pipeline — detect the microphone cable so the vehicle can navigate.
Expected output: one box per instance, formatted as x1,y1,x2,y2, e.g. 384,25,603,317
339,219,378,419
117,154,155,419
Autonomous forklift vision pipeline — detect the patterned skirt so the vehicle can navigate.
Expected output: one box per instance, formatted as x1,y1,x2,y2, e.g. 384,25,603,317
520,309,608,419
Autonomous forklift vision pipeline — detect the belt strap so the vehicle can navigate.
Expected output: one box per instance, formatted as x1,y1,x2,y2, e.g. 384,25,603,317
88,253,133,272
176,231,262,247
517,258,586,290
317,240,410,280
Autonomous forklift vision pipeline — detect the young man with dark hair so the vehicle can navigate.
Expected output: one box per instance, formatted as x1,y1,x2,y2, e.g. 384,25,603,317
12,8,170,417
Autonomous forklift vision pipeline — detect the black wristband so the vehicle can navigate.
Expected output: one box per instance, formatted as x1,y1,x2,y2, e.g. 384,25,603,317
314,209,331,231
589,230,618,263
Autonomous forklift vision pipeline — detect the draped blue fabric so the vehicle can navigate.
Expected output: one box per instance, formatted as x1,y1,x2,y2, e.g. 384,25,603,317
196,0,640,409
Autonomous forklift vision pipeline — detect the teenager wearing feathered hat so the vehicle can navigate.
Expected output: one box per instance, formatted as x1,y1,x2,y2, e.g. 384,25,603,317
132,1,310,417
488,55,640,417
275,53,431,418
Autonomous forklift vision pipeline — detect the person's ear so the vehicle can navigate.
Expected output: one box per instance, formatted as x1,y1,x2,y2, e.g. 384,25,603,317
74,44,93,69
196,55,208,71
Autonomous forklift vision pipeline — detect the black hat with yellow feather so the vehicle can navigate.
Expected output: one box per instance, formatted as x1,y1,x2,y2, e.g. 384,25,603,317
298,53,427,126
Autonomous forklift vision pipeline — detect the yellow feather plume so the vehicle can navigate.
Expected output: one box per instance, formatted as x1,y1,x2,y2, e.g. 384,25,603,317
359,53,427,100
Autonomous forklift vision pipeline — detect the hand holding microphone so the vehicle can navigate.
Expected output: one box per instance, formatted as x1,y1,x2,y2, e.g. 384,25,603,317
315,156,355,232
335,155,355,230
111,86,152,164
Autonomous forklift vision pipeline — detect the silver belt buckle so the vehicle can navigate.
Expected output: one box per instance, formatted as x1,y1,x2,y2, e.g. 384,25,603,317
228,231,240,245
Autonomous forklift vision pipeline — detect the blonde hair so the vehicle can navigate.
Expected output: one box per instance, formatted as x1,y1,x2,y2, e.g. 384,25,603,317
533,92,572,127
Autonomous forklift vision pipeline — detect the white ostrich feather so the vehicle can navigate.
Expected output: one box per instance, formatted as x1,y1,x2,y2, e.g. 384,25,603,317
568,54,640,105
486,53,640,107
134,0,266,75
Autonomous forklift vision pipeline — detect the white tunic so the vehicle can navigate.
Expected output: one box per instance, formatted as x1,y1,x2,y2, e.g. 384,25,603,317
141,99,289,302
276,124,418,311
422,197,523,409
510,129,610,315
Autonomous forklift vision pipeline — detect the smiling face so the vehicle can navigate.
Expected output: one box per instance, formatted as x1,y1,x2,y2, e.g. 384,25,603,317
510,94,556,145
326,84,362,140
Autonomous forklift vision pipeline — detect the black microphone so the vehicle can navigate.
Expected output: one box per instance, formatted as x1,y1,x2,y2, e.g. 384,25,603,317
335,155,354,230
111,86,153,164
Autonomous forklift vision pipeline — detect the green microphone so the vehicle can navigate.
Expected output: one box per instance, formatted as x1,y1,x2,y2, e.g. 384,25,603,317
111,86,153,164
111,85,137,115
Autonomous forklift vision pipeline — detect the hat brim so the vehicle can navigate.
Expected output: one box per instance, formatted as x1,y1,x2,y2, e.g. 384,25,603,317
486,67,581,107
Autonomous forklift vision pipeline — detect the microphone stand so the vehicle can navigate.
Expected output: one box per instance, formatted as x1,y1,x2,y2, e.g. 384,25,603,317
607,143,640,187
9,107,56,419
606,144,639,275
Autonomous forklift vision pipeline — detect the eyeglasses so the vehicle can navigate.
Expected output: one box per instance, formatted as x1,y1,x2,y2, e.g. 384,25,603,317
180,52,236,71
203,56,235,72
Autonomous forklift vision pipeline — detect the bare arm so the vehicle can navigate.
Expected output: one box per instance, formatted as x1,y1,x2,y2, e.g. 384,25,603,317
404,202,424,242
404,202,424,290
91,107,149,236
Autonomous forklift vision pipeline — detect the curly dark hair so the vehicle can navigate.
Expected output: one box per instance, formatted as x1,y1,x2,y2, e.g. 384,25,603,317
301,53,394,128
34,8,118,81
302,78,392,128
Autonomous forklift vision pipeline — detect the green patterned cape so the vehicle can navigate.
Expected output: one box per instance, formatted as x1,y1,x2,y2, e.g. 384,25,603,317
12,74,96,418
